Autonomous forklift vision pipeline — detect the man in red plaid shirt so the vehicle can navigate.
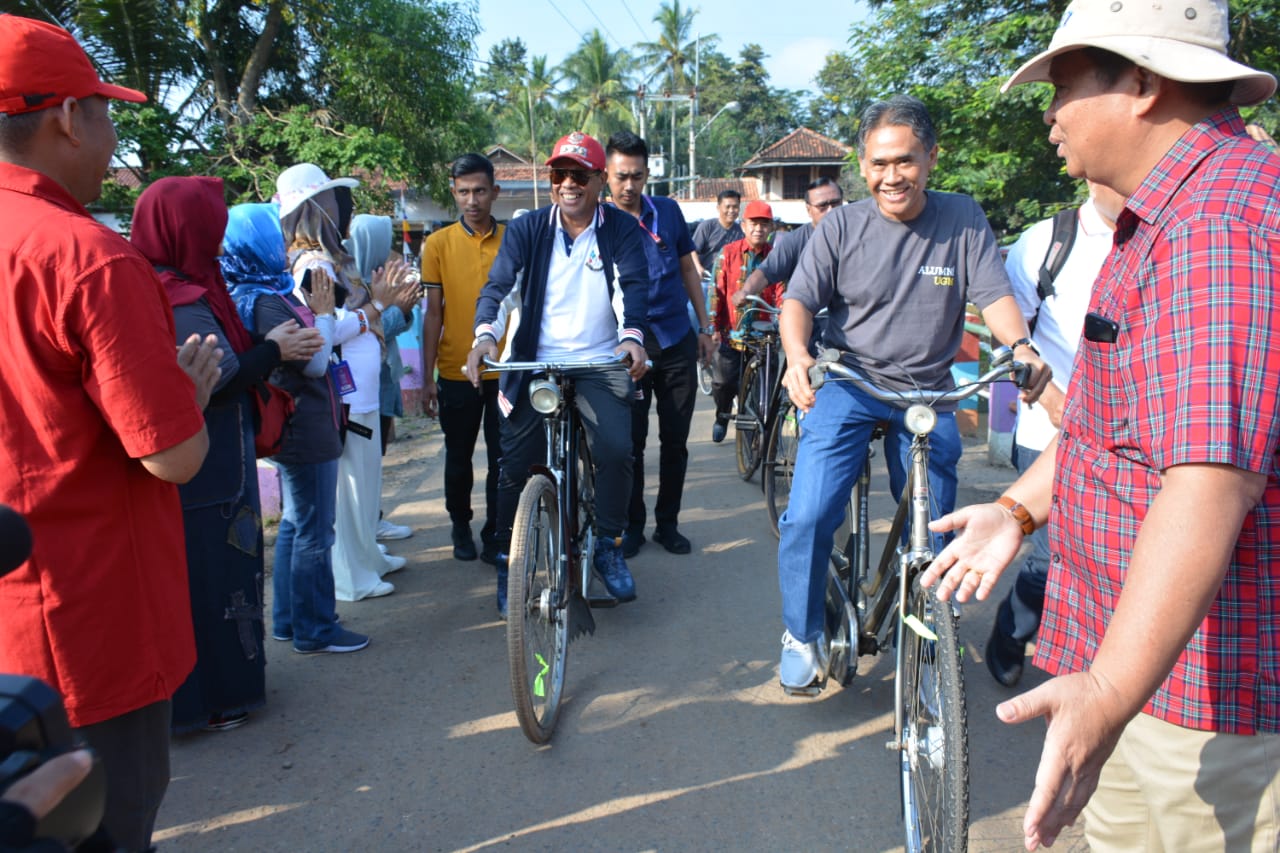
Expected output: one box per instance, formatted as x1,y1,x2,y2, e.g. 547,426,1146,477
923,1,1280,850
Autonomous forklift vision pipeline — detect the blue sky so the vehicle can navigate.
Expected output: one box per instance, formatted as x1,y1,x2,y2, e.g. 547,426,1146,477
472,0,870,93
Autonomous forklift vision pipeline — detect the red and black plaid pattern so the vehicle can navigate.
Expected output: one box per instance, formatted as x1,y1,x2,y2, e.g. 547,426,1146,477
1037,110,1280,735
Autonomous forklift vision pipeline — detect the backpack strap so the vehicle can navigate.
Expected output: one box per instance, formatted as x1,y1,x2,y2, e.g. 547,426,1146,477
1036,206,1079,301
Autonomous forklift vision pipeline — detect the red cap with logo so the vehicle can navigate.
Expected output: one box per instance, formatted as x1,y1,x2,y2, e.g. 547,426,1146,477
545,131,606,171
0,15,147,116
743,200,774,221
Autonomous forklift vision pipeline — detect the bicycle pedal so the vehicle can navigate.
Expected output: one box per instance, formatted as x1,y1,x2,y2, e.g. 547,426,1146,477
781,678,826,698
584,573,619,608
734,413,759,431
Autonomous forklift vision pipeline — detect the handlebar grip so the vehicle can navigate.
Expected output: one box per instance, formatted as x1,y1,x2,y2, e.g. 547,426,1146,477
808,363,827,391
1012,361,1032,390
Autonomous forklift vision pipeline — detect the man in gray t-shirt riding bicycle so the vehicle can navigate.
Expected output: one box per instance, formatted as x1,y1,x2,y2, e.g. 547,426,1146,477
774,95,1051,693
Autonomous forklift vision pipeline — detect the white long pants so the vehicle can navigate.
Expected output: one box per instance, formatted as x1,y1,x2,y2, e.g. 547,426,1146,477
331,410,389,601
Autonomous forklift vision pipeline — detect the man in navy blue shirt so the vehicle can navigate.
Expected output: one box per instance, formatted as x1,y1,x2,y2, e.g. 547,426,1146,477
605,131,717,556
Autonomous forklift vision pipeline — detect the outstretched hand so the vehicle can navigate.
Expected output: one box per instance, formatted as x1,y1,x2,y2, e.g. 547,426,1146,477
998,672,1128,850
921,502,1024,601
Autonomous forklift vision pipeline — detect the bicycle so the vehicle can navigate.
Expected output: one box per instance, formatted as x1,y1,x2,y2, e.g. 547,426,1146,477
763,307,829,538
802,345,1031,853
479,353,631,744
729,295,785,481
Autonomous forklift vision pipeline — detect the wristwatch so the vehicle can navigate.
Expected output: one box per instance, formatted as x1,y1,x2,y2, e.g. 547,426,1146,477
471,334,496,350
996,495,1037,536
1010,337,1040,355
699,325,715,336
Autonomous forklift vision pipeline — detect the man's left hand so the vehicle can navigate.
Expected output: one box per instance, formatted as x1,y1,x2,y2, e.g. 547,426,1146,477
1014,345,1053,404
617,340,648,380
696,331,716,364
998,672,1129,850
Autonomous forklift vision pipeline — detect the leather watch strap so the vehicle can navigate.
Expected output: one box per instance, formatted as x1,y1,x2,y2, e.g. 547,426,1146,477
996,495,1036,536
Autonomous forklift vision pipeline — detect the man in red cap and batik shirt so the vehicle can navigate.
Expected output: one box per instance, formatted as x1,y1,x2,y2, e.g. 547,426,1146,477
0,15,222,850
708,200,780,443
465,131,650,617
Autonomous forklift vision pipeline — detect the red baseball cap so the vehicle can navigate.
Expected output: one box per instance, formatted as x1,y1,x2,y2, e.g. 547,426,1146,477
743,200,774,221
545,131,605,171
0,15,147,116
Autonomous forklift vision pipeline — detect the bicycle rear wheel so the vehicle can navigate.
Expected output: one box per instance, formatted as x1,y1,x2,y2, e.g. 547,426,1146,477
898,574,968,852
763,398,799,538
736,360,763,480
507,474,569,744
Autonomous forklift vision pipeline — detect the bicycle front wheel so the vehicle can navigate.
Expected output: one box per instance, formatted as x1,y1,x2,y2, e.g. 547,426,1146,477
764,398,799,538
697,360,714,396
736,360,763,480
507,474,569,744
898,574,968,852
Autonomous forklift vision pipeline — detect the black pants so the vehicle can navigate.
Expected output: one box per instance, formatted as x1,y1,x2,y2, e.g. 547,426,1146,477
74,699,171,852
496,367,633,548
438,377,501,536
712,343,743,419
628,329,697,533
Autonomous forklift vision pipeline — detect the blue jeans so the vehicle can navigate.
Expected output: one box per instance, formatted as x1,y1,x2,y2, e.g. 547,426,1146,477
777,381,962,643
992,443,1050,645
273,459,341,648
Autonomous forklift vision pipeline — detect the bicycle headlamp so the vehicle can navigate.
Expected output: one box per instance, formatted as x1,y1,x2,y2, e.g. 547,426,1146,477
528,377,561,414
904,404,937,436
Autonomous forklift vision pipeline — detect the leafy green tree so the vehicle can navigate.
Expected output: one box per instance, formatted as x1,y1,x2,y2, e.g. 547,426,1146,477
560,30,635,142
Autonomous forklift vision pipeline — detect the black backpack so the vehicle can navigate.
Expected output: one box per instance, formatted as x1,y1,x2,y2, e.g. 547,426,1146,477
1029,206,1078,332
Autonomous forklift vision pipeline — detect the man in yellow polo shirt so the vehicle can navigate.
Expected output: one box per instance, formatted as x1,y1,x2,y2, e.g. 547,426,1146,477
422,153,505,563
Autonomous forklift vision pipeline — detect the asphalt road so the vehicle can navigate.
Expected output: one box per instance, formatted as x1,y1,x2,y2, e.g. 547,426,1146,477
155,393,1086,852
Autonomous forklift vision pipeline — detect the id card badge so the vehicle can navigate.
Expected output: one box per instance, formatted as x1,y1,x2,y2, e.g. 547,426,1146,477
330,359,356,396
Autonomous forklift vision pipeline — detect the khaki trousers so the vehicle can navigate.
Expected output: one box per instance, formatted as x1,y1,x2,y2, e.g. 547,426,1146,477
1085,711,1280,852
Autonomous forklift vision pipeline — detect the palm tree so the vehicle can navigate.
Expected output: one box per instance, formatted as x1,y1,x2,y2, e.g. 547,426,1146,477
558,30,634,142
636,0,715,93
521,54,561,160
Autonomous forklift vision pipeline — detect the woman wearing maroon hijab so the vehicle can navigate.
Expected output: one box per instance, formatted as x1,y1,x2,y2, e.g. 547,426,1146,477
132,177,321,732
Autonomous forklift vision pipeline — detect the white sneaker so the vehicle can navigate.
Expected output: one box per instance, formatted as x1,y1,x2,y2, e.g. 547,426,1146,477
364,580,395,599
381,554,407,575
377,543,388,555
779,630,825,691
376,519,413,541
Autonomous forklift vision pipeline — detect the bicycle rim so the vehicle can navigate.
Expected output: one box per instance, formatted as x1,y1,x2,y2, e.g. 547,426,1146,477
507,474,569,744
898,575,968,852
698,361,714,396
736,363,762,480
764,400,800,538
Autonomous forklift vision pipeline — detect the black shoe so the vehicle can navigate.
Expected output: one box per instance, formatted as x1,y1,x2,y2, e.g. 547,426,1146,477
621,529,646,558
652,525,691,555
452,522,478,561
712,415,729,443
984,623,1025,687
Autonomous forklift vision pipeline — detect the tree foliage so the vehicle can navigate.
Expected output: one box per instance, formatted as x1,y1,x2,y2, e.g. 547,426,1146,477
10,0,485,209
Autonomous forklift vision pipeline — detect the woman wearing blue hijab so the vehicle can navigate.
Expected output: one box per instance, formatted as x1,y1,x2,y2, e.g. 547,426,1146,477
221,202,370,654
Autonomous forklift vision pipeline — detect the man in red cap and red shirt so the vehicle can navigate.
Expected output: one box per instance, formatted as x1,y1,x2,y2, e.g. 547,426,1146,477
708,199,780,443
0,15,222,850
465,131,650,616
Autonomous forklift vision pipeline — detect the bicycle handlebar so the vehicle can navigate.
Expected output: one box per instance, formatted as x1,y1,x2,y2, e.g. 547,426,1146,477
807,346,1031,407
478,352,643,374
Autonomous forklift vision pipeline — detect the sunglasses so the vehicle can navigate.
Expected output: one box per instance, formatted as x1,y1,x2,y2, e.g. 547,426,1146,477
808,198,844,211
550,168,598,186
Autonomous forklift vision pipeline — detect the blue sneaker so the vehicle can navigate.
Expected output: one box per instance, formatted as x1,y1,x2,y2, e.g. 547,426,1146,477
496,553,509,620
592,537,636,602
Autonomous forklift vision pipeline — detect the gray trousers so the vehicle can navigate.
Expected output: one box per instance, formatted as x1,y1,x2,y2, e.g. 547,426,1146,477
74,699,171,852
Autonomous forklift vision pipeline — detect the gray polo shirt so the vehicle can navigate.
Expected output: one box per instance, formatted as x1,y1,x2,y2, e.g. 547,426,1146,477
758,222,815,284
786,191,1012,395
692,217,744,273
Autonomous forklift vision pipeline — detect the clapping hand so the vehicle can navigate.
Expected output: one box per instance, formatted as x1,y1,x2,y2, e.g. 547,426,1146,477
177,333,223,409
266,319,323,362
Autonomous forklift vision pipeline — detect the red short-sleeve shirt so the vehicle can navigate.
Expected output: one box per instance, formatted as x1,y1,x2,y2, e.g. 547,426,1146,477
0,163,203,727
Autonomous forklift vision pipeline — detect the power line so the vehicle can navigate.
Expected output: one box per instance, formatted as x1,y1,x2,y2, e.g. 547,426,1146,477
576,0,627,50
618,0,653,43
542,0,587,44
